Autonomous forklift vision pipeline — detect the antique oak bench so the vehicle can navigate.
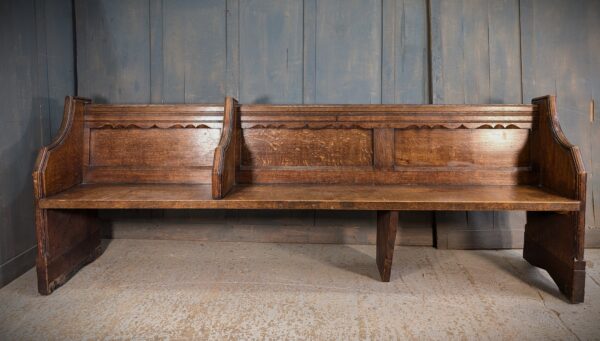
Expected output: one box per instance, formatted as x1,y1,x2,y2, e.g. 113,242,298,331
33,95,587,303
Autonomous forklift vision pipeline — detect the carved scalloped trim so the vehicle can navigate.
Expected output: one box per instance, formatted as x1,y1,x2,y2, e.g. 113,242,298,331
475,124,521,129
244,123,369,130
92,122,525,130
93,123,212,129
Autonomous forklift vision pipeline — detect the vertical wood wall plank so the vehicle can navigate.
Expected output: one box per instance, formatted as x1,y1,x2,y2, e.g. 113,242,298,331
430,0,464,103
239,0,303,104
382,0,429,104
303,0,317,104
149,0,164,103
33,0,50,143
519,0,534,100
162,0,226,103
462,0,490,103
488,0,521,103
226,0,240,98
381,0,396,104
315,0,382,103
76,0,150,103
44,0,76,135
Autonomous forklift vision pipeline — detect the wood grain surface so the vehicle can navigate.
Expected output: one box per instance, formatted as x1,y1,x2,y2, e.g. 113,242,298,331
40,183,579,211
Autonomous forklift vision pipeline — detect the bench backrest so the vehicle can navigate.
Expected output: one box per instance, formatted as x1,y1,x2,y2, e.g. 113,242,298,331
79,99,538,188
237,104,537,186
83,104,223,184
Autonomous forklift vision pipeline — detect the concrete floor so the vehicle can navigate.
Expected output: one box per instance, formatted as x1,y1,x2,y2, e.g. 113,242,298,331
1,240,599,340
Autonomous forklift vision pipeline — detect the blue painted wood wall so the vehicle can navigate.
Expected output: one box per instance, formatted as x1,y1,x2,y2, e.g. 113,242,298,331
1,0,599,287
0,0,75,287
73,0,599,248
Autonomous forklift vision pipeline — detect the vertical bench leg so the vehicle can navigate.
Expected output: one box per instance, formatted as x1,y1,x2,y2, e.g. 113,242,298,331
36,208,103,295
524,211,586,303
376,210,398,282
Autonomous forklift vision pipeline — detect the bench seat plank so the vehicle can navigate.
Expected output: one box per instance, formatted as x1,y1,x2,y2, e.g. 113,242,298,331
39,184,579,211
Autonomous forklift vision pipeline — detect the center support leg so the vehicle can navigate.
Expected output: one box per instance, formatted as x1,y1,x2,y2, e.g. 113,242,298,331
376,210,398,282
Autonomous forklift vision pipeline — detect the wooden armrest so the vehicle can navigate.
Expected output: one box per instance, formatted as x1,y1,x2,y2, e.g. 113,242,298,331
212,96,239,199
32,96,91,200
531,95,587,258
532,95,586,201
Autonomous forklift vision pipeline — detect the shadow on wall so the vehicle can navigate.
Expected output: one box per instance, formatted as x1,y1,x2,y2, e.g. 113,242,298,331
251,95,271,104
90,96,109,104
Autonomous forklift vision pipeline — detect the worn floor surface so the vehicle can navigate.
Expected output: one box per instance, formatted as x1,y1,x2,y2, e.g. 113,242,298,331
0,240,599,340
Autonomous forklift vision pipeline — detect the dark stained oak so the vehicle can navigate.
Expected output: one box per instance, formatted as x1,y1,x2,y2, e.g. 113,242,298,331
40,184,580,211
212,97,239,199
89,128,220,167
525,211,586,303
35,209,103,295
32,95,587,302
33,97,104,294
377,211,398,282
242,129,373,167
394,129,531,167
524,95,588,303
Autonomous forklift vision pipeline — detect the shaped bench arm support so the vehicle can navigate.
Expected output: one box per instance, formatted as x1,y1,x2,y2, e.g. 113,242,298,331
526,95,587,303
32,96,91,200
532,95,587,202
212,96,240,199
530,95,587,258
32,96,102,295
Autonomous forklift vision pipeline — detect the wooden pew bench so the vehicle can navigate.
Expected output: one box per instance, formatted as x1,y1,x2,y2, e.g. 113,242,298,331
33,95,587,303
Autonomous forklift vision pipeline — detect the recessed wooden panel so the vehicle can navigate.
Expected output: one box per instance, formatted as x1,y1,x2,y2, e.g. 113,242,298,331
395,129,530,167
242,129,373,167
89,128,221,167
